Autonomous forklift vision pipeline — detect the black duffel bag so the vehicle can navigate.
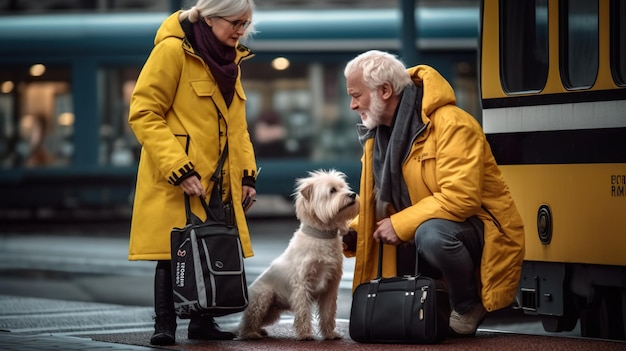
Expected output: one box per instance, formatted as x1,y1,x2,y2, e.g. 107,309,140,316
349,243,450,343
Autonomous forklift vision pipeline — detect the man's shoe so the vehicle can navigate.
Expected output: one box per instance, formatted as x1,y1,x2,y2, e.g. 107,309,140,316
449,303,486,335
188,316,236,340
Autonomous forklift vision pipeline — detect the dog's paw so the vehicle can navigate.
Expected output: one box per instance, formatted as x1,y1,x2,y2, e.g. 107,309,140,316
322,331,343,340
296,333,315,341
238,331,264,340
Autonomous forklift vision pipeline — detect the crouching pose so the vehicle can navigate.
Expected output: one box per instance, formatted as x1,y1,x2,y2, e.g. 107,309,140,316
342,50,525,336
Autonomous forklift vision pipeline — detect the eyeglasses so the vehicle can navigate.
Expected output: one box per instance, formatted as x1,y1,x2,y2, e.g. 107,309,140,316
217,16,251,31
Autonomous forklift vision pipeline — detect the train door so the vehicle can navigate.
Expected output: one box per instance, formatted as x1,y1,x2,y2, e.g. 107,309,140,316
480,0,626,340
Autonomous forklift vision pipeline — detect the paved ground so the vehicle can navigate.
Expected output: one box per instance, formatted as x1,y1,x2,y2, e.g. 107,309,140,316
1,211,625,350
2,305,626,351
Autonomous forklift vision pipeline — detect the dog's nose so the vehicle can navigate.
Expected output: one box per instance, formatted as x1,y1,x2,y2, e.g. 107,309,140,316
349,193,357,200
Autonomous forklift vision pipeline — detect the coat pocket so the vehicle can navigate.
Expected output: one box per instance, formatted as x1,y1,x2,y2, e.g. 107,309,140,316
190,80,217,97
419,149,437,195
174,134,191,154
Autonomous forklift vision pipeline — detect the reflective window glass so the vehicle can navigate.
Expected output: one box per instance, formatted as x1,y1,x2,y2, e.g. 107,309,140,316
0,65,73,168
100,67,141,167
499,0,549,93
611,0,626,86
561,0,599,89
242,60,361,161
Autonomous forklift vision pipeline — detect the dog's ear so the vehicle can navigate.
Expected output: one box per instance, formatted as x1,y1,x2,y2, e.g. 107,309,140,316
299,183,313,201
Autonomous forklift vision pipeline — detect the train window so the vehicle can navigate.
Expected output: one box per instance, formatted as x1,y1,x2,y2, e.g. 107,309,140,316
611,0,626,86
560,0,599,89
0,65,73,168
242,59,361,161
499,0,549,94
100,67,141,167
96,60,362,168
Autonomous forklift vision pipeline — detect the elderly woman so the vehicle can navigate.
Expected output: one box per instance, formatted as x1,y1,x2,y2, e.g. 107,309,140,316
127,0,258,345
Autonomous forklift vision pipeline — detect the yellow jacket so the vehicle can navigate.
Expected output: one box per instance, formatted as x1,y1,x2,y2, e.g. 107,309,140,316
347,65,525,312
128,12,256,261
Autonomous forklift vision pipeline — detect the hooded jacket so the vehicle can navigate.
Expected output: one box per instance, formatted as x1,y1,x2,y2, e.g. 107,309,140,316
128,12,256,261
346,65,525,312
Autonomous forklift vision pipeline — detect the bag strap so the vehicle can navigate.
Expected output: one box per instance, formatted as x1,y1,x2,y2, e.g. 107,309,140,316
184,193,208,225
364,280,379,339
376,242,384,278
206,143,229,222
183,142,229,224
414,247,420,276
403,277,419,339
376,241,420,278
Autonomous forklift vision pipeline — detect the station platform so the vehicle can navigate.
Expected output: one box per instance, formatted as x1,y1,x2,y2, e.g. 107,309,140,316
1,219,625,350
2,294,626,351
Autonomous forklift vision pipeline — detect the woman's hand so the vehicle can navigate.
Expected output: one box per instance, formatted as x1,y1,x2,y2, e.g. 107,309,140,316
241,185,257,212
180,176,205,198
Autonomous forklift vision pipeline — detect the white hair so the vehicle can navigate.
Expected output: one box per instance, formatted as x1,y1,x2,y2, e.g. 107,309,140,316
179,0,256,40
344,50,412,95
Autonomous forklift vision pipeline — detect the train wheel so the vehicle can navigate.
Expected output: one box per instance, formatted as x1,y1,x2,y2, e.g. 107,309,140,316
540,293,578,333
541,314,578,333
579,287,625,340
541,291,578,332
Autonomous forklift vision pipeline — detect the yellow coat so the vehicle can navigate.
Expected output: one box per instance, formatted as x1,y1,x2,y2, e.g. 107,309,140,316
128,12,256,261
347,65,525,312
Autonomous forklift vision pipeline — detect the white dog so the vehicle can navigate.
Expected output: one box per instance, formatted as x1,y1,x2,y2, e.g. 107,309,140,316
238,169,359,340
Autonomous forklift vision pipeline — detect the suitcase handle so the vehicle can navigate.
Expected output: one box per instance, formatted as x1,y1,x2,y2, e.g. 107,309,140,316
376,242,420,278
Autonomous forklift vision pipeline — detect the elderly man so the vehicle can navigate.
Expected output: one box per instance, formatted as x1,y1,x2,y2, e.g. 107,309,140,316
342,50,525,336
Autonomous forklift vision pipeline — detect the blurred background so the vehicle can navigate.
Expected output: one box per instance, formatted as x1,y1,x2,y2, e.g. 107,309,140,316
2,2,625,344
0,0,480,223
0,2,484,329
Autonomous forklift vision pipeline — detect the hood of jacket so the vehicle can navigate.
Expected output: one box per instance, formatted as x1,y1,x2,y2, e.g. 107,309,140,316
155,12,185,46
407,65,457,118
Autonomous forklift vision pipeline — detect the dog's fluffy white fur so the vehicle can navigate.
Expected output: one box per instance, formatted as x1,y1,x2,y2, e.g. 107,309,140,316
238,169,359,340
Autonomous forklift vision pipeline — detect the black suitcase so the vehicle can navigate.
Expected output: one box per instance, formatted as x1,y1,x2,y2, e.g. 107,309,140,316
349,243,450,343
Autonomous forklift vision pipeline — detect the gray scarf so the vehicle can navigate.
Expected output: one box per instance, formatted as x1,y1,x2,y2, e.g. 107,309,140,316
357,84,426,216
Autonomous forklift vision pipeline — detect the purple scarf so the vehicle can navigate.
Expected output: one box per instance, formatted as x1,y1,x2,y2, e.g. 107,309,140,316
193,21,238,106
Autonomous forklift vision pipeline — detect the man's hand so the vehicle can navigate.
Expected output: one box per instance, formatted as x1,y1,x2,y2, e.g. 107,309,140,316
372,218,402,245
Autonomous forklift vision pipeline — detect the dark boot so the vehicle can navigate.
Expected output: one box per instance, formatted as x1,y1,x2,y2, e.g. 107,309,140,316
188,315,236,340
150,261,177,346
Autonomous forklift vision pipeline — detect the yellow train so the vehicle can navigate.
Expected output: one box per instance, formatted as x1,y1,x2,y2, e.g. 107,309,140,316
480,0,626,340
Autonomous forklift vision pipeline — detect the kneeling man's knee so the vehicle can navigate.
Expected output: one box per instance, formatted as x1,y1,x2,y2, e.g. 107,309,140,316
415,219,447,250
